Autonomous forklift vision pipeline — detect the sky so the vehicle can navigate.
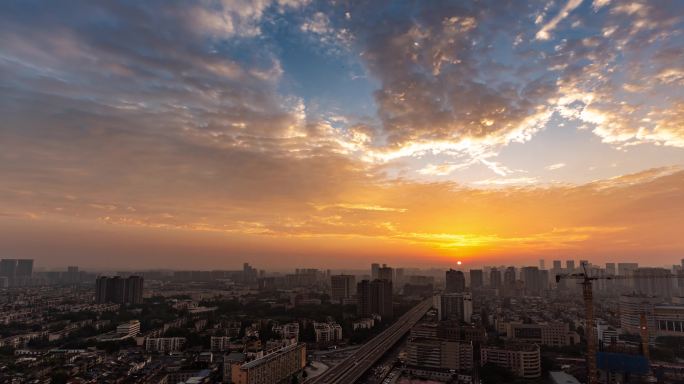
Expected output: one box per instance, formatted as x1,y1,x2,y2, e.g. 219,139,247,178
1,0,683,270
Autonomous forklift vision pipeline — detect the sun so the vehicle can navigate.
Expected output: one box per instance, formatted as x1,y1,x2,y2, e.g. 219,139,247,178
457,261,462,265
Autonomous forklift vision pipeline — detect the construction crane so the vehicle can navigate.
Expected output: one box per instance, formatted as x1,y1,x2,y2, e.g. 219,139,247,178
556,263,677,384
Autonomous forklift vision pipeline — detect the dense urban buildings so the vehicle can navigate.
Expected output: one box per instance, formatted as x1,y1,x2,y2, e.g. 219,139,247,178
0,258,683,383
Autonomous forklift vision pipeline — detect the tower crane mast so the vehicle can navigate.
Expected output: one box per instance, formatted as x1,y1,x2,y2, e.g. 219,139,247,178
556,263,676,384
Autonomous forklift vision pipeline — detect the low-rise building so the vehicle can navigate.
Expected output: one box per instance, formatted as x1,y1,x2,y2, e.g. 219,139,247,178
480,344,541,379
145,337,186,353
406,337,473,371
230,343,306,384
505,322,577,346
313,322,342,344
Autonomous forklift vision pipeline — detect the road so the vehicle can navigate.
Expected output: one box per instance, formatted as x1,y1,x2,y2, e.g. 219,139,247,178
308,298,432,384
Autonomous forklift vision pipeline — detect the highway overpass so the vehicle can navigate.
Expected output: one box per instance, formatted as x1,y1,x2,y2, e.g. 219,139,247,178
308,298,433,384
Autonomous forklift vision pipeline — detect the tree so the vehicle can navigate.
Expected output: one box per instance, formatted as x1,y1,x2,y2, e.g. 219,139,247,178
50,370,69,384
480,362,515,384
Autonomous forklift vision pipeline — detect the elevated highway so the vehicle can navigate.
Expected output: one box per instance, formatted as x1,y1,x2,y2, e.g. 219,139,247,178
309,298,432,384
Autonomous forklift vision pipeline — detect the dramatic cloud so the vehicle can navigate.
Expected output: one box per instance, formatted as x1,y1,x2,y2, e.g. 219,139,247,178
0,0,683,268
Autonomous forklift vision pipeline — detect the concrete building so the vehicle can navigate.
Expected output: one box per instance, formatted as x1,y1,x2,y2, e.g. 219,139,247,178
566,260,575,272
145,337,186,352
357,279,393,319
330,274,356,303
480,344,541,379
378,265,393,282
313,322,342,344
272,322,299,341
406,337,473,371
521,267,543,296
633,268,674,298
371,263,380,280
619,294,664,334
445,269,466,293
489,268,502,290
505,322,577,346
230,343,306,384
117,320,141,338
470,269,484,290
653,305,684,336
95,275,144,305
435,293,472,323
211,336,233,352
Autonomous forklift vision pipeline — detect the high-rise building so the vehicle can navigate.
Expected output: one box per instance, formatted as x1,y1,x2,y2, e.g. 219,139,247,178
395,268,405,286
0,259,17,279
552,260,562,271
357,280,372,317
539,259,545,270
605,263,616,275
521,267,542,296
503,267,516,295
633,268,674,298
490,268,502,290
617,263,639,276
445,269,466,293
435,293,473,323
566,260,575,272
470,269,484,290
371,263,380,280
371,279,393,319
357,279,393,320
66,266,80,283
330,274,356,303
243,263,258,283
96,275,144,305
126,275,144,304
378,265,393,282
15,259,33,277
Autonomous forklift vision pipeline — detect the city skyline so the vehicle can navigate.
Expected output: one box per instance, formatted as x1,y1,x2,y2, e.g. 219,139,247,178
1,0,684,269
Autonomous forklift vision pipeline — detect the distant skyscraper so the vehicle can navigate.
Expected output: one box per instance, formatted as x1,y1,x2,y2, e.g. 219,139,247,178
470,269,484,290
67,266,80,283
126,275,144,304
539,259,545,270
378,265,393,282
521,267,542,296
617,263,639,276
605,263,616,276
490,268,502,290
357,280,372,317
371,263,380,280
357,279,393,319
503,267,517,296
330,274,356,303
633,268,673,298
0,259,33,287
0,259,17,279
15,259,33,277
395,268,405,286
566,260,575,271
96,275,144,305
371,279,393,319
445,269,466,293
242,263,257,283
552,260,562,270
